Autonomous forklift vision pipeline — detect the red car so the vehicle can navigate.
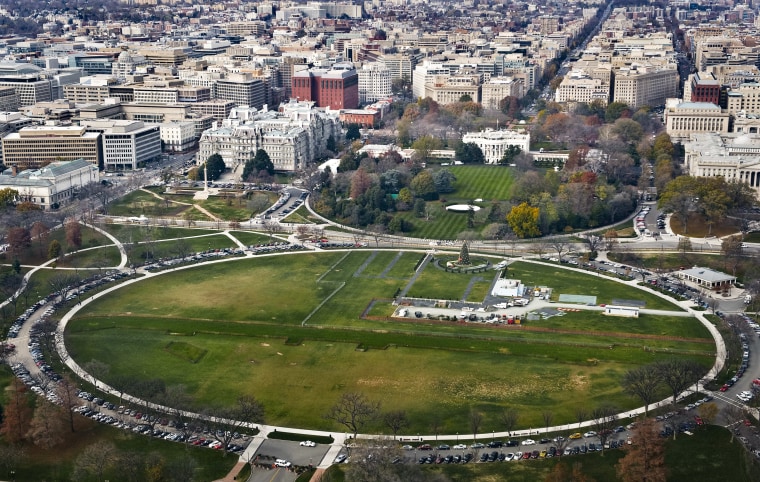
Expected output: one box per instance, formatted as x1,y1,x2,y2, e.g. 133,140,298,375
694,416,704,426
720,384,730,392
744,420,753,427
418,444,432,451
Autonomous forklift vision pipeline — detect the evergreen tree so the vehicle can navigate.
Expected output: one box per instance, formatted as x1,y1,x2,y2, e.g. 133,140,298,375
459,242,471,265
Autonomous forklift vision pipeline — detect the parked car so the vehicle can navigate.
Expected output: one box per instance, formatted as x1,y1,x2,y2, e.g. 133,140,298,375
300,440,316,447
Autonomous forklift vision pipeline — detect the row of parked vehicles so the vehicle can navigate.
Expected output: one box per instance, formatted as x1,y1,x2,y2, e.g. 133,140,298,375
141,243,303,273
416,442,626,465
7,269,252,456
73,390,251,453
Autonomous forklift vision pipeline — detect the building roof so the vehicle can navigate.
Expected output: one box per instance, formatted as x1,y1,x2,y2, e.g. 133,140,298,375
679,267,736,283
678,102,721,110
0,158,93,188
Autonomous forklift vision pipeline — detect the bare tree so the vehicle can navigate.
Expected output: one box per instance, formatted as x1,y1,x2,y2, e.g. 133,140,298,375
723,404,745,442
247,193,272,215
548,237,569,262
82,359,110,390
575,407,588,430
655,359,703,404
48,272,80,301
343,437,404,482
499,408,519,437
159,385,195,443
324,392,380,440
542,410,554,436
204,395,265,454
530,239,551,258
504,232,519,257
71,441,119,481
583,234,603,254
621,365,662,416
174,237,191,259
55,376,81,433
429,415,442,444
367,224,387,247
469,410,483,442
263,220,282,240
591,405,619,452
383,410,410,440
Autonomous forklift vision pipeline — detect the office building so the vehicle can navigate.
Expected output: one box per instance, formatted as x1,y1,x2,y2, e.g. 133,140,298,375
0,62,56,107
664,101,730,141
684,132,760,198
612,65,678,108
357,63,392,104
292,64,359,109
0,158,98,210
80,119,162,171
2,125,102,170
215,73,268,109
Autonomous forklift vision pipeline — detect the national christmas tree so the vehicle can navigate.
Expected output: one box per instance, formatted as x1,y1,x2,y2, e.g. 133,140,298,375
458,241,471,265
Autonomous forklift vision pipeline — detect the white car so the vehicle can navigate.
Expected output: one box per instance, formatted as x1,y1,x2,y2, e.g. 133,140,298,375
505,453,515,461
452,444,467,450
514,451,523,460
275,459,292,468
583,431,598,438
522,439,536,446
299,440,316,447
334,454,348,463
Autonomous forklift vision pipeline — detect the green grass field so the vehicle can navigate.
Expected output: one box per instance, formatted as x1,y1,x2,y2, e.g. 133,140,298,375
386,165,516,239
107,189,192,218
66,252,713,434
507,261,681,310
103,224,218,243
0,224,111,267
448,165,514,201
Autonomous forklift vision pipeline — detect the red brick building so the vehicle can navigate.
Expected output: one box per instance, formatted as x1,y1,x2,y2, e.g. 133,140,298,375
689,75,720,105
292,65,359,109
339,109,380,128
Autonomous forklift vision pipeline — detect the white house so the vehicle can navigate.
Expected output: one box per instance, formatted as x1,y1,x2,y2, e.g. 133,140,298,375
461,129,531,164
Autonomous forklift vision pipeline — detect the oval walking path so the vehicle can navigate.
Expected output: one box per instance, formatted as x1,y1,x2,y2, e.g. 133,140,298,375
37,250,728,481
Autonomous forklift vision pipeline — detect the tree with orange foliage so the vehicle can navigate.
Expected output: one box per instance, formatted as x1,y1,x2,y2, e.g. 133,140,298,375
65,220,82,250
350,168,374,200
0,379,33,444
615,418,668,482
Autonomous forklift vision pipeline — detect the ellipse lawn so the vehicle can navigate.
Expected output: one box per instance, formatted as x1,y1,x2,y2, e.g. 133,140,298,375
66,251,713,434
